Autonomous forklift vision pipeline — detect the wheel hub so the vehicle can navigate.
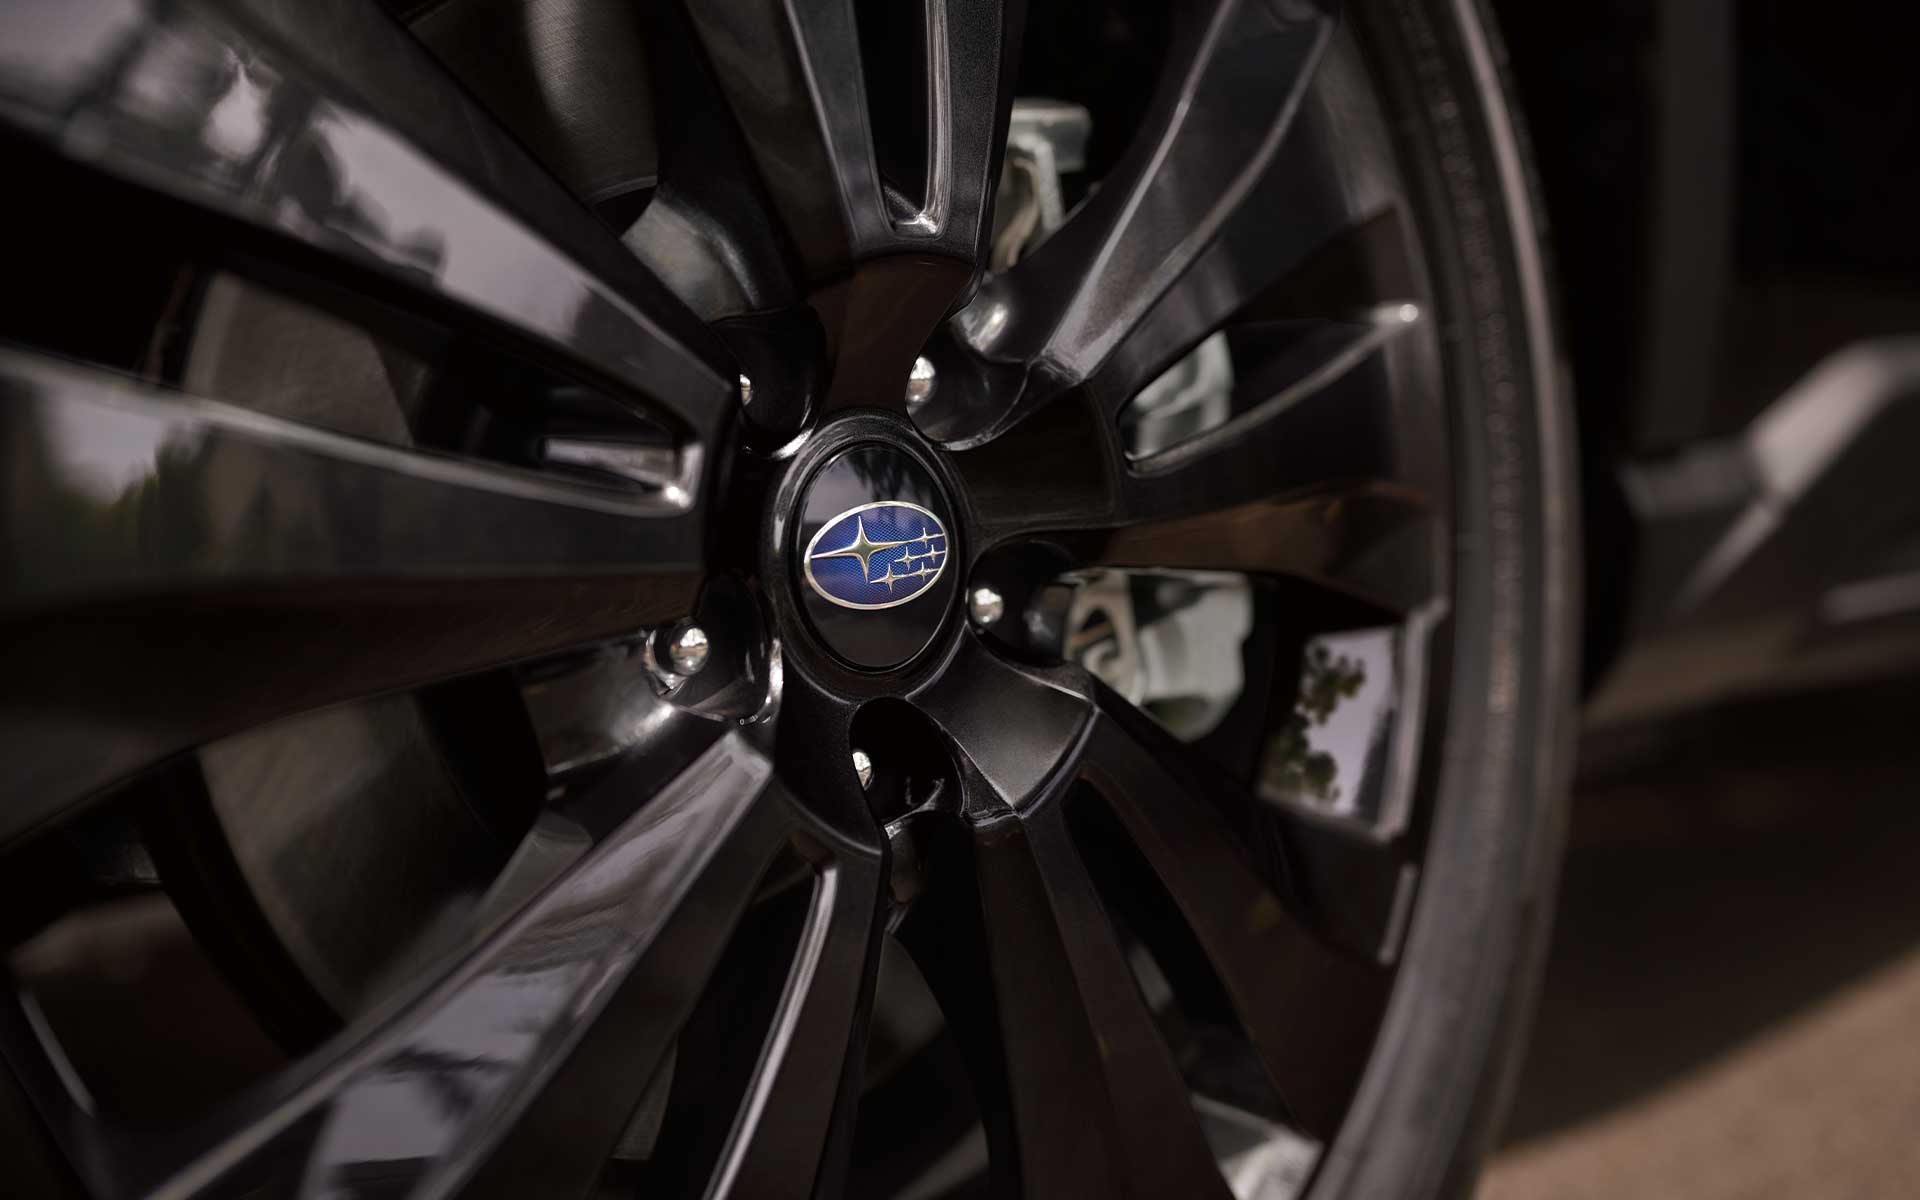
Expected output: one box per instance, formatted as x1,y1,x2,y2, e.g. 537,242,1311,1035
794,441,959,671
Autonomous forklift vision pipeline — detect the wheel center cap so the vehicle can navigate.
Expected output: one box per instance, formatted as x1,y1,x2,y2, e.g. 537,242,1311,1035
794,443,957,671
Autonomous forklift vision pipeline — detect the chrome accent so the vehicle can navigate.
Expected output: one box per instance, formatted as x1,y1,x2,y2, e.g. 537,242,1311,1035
906,355,938,406
645,619,711,691
667,623,711,677
968,585,1005,628
801,501,951,611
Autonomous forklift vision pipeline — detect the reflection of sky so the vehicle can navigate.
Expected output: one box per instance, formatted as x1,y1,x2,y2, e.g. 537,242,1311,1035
1303,627,1396,818
307,967,578,1180
300,748,770,1189
44,396,177,499
7,0,643,398
0,0,141,92
314,112,589,344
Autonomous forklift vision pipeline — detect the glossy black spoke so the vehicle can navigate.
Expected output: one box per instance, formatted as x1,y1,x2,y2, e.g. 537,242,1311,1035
87,735,794,1199
684,0,1017,277
906,634,1093,816
0,0,731,437
1102,330,1442,609
2,351,702,607
1094,685,1415,961
0,351,703,836
1122,315,1421,512
0,992,102,1197
708,840,885,1200
924,0,1335,445
684,0,1020,411
962,807,1231,1199
1089,200,1421,418
682,0,877,280
1079,695,1397,1138
767,669,877,844
962,331,1444,612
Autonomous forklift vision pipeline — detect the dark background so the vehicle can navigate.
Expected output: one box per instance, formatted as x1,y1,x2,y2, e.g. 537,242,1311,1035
1482,3,1920,1192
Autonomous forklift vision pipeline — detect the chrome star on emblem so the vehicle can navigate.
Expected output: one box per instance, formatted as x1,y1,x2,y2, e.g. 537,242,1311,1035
802,501,950,610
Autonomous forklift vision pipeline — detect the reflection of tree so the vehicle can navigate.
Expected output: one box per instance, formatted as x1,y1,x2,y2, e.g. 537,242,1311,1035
846,451,916,501
1260,643,1367,805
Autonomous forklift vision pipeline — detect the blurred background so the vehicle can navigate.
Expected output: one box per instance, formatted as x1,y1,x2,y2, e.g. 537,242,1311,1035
1483,2,1920,1194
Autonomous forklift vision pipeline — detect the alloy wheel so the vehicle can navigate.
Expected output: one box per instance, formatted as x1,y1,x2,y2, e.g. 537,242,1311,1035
0,1,1573,1197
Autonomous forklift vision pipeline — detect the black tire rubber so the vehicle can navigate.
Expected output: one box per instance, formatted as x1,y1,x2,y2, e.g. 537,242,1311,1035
1311,2,1580,1196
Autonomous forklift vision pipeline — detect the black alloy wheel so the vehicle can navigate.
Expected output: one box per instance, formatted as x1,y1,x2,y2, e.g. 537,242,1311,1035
0,1,1577,1198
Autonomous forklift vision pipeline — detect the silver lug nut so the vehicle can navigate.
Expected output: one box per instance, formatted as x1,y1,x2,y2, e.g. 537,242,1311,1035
648,620,710,688
668,623,710,676
905,356,937,406
737,373,754,405
852,749,874,789
968,584,1005,628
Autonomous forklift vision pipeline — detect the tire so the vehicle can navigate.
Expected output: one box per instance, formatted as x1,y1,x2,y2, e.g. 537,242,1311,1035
1317,2,1580,1195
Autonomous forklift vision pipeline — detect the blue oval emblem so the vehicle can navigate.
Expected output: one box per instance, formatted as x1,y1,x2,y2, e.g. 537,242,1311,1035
803,501,950,610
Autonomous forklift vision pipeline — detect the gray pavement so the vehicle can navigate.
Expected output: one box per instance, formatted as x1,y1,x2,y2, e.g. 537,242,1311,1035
1481,675,1920,1198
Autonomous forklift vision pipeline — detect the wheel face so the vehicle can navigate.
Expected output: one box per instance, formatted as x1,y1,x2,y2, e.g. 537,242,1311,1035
0,3,1573,1199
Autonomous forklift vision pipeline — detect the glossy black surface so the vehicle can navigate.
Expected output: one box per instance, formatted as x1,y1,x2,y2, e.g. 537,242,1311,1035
912,0,1337,446
0,350,702,843
0,0,731,443
0,0,1471,1196
680,0,1016,277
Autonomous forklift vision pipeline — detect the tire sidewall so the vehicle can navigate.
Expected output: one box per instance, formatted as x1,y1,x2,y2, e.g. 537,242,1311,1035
1311,1,1581,1196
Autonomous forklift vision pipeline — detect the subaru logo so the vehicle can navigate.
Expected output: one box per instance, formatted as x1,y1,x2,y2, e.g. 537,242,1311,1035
802,501,950,610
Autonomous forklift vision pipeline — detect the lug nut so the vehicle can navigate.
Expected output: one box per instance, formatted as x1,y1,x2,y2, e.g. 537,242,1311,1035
737,373,754,405
968,584,1005,628
669,623,710,676
852,749,874,789
648,620,710,688
905,356,937,406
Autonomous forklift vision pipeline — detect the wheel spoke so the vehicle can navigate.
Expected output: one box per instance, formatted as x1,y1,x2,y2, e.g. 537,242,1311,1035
965,807,1231,1198
930,0,1335,444
0,0,731,436
3,351,701,606
1079,693,1396,1137
0,351,702,835
684,0,1019,276
110,734,791,1198
708,842,885,1200
0,991,105,1197
1121,316,1421,514
621,2,805,319
961,324,1444,612
906,634,1093,816
684,0,1021,411
1089,201,1421,419
1097,682,1414,959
